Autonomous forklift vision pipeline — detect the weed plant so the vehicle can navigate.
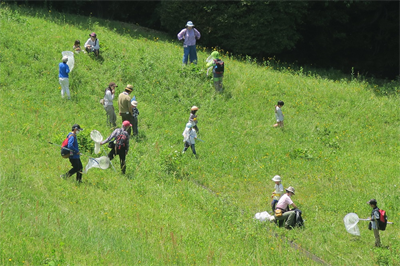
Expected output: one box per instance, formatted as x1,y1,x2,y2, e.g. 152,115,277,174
0,3,399,265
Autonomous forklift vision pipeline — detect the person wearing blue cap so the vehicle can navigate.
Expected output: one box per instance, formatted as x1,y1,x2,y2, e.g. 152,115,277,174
182,122,197,156
177,21,201,65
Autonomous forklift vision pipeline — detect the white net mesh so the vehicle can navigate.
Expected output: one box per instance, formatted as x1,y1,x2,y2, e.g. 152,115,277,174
343,213,361,236
90,130,103,154
62,51,75,72
83,156,110,174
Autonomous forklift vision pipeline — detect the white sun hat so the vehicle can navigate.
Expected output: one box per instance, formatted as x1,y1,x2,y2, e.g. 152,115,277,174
271,175,281,182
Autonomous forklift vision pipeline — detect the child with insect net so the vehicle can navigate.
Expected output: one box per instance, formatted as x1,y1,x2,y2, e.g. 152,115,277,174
182,122,197,157
206,51,224,92
367,199,381,247
270,175,284,213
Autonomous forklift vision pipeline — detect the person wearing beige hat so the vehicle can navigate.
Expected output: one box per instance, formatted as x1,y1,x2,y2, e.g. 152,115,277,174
274,186,298,229
118,84,134,136
270,175,284,212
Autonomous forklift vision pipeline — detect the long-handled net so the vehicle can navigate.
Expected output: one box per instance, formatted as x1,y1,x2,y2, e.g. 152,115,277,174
343,213,362,236
83,156,110,174
62,51,75,72
90,130,103,154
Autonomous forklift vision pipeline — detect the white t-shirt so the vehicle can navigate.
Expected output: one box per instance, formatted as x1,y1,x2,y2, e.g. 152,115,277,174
104,90,114,107
275,106,284,122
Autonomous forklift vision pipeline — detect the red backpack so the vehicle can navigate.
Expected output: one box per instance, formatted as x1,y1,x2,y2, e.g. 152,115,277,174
61,135,72,158
378,209,388,231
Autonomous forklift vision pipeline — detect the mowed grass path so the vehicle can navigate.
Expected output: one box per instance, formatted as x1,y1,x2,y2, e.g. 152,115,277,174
0,4,399,265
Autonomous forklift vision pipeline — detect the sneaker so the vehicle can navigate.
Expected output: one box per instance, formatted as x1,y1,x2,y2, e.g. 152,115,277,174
60,174,66,179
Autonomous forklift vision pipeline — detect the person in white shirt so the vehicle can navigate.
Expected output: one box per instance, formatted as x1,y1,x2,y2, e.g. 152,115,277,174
103,82,117,128
182,123,197,157
273,100,284,128
84,32,100,56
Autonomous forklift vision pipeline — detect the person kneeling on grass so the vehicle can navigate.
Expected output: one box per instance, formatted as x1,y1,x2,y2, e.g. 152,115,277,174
182,122,197,157
100,121,131,174
274,186,298,229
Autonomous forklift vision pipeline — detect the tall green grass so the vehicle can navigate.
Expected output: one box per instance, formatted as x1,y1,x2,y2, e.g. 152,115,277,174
1,3,399,265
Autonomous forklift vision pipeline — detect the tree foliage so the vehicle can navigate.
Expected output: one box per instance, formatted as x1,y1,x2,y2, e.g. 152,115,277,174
21,0,398,79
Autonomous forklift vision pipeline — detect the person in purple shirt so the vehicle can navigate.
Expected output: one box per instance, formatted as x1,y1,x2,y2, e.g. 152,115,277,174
177,21,201,65
59,55,70,99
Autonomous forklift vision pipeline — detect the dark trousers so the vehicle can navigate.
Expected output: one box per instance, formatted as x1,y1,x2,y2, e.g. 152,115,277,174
132,116,138,135
108,145,127,174
120,113,134,136
271,199,278,213
183,142,196,155
193,125,199,134
67,158,83,182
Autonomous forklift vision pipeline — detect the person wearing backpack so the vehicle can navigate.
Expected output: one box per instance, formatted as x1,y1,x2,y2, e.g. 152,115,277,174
103,82,117,128
274,186,298,229
177,21,201,65
367,199,382,247
100,121,131,174
206,51,224,92
60,124,84,182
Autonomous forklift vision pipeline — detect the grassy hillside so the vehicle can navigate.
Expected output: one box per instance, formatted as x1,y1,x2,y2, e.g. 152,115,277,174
1,3,399,265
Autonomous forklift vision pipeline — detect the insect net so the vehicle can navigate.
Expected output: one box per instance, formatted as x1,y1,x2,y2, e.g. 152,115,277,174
83,156,110,174
90,130,103,154
343,213,361,236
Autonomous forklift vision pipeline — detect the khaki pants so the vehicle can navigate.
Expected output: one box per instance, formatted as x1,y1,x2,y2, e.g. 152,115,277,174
104,105,117,127
373,229,381,247
275,210,296,228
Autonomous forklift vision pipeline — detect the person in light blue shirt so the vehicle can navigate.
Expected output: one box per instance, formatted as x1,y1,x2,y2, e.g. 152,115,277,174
177,21,201,65
59,56,70,99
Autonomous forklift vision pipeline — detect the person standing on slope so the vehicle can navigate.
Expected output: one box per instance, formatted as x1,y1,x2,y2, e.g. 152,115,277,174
177,21,201,65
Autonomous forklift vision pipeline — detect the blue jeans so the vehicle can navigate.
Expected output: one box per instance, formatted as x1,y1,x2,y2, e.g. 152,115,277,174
183,45,197,64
